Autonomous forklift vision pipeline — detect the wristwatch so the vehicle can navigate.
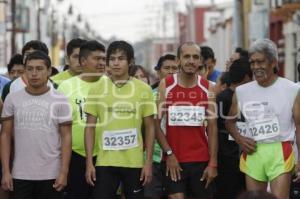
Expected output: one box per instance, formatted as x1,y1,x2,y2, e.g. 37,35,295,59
165,149,173,156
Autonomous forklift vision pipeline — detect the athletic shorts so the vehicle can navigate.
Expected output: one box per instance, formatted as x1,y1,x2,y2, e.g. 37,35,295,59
161,162,213,198
240,141,295,182
92,166,143,199
144,162,164,198
11,179,63,199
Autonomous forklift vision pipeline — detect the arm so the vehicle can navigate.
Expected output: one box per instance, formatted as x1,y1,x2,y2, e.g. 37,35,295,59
201,83,218,188
1,119,13,191
293,92,300,182
84,114,97,186
140,115,155,185
225,93,255,154
53,123,72,191
155,80,182,182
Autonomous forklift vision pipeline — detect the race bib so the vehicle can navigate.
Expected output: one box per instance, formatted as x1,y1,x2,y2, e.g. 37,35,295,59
168,106,205,126
103,128,138,150
229,122,248,141
248,117,280,141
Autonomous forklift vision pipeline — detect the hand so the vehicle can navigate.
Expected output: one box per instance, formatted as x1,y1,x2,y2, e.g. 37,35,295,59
140,162,152,186
166,154,182,182
53,172,67,191
236,136,256,154
85,163,96,186
1,172,13,191
200,166,217,189
293,163,300,182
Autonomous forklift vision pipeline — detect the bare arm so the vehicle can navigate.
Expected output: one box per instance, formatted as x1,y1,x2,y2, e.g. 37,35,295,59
53,123,72,191
293,92,300,181
84,114,97,186
140,115,155,185
1,118,13,191
206,83,218,166
225,93,255,154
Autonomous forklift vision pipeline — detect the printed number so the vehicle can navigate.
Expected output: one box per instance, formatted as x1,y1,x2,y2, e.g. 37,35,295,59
265,124,272,134
272,123,279,132
105,135,136,147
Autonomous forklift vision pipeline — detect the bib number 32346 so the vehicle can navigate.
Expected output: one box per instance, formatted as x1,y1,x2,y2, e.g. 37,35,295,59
103,128,138,150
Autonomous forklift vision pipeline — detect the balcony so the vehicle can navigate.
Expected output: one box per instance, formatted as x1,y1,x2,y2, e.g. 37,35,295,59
271,0,300,19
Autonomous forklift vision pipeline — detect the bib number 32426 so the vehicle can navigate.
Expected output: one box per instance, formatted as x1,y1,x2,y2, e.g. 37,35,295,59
103,128,138,150
168,106,205,126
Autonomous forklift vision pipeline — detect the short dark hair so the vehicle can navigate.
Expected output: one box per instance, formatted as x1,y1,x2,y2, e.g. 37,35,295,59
229,58,252,84
24,50,51,69
7,54,23,72
22,40,49,56
79,40,105,64
66,38,87,57
235,47,249,59
154,54,176,71
219,72,231,87
200,46,215,61
107,40,134,65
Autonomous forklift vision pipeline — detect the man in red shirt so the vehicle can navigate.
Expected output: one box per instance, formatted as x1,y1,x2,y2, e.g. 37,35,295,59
155,42,218,199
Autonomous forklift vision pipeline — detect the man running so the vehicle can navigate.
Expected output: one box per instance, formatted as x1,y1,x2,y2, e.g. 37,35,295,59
84,40,156,199
156,42,218,199
226,38,300,199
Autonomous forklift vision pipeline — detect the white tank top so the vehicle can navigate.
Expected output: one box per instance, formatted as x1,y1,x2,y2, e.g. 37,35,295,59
236,77,299,143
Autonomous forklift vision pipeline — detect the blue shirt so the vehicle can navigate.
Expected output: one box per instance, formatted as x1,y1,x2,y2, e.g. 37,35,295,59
0,75,10,97
208,69,221,82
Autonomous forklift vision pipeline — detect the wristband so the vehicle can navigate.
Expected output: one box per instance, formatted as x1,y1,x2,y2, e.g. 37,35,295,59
208,163,218,168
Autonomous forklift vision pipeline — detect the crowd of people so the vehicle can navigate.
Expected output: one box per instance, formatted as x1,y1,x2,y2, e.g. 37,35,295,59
0,38,299,199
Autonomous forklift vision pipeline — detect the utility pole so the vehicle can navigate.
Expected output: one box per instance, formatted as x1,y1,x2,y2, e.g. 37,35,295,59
233,0,244,48
11,0,16,54
37,0,41,40
188,0,196,42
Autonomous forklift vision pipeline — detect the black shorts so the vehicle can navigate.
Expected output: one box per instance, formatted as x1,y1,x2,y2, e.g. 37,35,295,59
144,162,164,198
161,162,213,198
11,179,63,199
92,166,143,199
65,151,96,199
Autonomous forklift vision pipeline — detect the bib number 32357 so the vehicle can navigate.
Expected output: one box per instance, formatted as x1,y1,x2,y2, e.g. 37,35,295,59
103,128,138,150
168,106,205,126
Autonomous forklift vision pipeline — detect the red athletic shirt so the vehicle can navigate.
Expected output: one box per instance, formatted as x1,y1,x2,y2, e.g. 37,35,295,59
163,74,210,163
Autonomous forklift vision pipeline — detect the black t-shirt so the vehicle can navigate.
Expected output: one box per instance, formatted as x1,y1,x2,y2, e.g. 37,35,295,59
216,88,240,171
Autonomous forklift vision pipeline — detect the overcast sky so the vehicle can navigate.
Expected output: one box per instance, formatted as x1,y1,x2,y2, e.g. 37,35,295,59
61,0,231,43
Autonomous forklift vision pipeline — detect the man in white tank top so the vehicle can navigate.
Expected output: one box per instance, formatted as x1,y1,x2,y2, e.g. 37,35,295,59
226,39,300,199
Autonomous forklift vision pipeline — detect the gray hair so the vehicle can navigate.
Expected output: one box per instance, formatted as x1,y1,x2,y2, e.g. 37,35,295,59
249,39,278,63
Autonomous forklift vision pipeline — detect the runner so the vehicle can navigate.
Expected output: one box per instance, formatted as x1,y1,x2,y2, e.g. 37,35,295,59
6,54,24,80
156,42,218,199
214,58,252,199
51,38,87,86
58,40,106,199
84,40,156,199
226,39,300,199
200,46,221,82
1,50,72,199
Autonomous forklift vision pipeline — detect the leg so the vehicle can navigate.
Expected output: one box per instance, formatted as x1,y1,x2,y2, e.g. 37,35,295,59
144,163,164,199
35,180,63,199
168,193,184,199
92,167,120,199
245,175,268,191
121,168,143,199
187,163,213,199
11,179,34,199
270,172,292,199
65,152,95,199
